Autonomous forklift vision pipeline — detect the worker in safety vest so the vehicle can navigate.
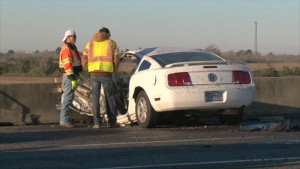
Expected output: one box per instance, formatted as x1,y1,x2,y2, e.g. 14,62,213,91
59,29,82,128
82,27,120,129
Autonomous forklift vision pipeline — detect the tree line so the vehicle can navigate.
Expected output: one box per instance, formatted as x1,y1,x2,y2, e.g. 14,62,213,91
0,45,299,77
0,50,61,76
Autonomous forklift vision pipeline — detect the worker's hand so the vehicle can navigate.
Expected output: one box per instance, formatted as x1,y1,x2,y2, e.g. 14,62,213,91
67,74,76,81
77,74,84,83
71,80,79,89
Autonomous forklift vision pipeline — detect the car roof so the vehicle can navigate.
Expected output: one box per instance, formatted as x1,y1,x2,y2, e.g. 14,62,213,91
125,47,205,59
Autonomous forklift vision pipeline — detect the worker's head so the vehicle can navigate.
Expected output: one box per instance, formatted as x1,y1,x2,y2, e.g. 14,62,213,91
92,33,103,42
62,29,77,44
99,27,111,40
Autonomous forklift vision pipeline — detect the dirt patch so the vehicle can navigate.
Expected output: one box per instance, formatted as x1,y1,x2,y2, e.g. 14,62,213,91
247,63,300,71
1,63,299,84
0,76,61,84
118,62,300,72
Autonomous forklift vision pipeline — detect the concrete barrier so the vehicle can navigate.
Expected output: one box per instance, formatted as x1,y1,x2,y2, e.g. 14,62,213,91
246,77,300,116
0,77,299,125
0,83,61,125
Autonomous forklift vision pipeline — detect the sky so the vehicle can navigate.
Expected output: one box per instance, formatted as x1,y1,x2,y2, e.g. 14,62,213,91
0,0,299,55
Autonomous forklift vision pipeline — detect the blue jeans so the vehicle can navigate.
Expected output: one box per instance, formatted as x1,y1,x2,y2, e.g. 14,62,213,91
91,76,117,125
60,75,74,125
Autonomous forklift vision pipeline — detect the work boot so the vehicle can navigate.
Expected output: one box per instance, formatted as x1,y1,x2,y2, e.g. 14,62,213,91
92,124,100,129
61,123,76,128
109,123,121,128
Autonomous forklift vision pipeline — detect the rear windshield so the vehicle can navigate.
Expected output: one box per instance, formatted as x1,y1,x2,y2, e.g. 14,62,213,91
152,52,223,67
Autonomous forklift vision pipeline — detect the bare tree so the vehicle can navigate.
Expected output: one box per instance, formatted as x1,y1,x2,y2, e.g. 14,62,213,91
204,44,222,56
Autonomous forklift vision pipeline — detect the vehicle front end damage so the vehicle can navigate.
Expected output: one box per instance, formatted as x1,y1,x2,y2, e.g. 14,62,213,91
59,76,136,126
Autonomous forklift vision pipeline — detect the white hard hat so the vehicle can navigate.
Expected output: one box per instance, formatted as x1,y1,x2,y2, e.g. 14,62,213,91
62,29,76,41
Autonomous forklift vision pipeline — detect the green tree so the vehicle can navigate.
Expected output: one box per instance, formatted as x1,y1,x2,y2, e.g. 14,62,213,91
245,49,253,56
44,57,59,76
15,58,31,74
262,68,279,77
7,50,14,55
0,62,9,75
55,47,61,55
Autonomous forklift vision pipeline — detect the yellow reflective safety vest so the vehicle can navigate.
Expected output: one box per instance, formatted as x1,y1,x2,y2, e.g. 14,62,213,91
87,40,114,73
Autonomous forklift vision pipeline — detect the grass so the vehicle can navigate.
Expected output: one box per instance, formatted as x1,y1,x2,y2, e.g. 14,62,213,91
252,66,300,77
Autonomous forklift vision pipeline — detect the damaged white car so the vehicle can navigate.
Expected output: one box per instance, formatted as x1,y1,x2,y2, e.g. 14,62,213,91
69,47,255,128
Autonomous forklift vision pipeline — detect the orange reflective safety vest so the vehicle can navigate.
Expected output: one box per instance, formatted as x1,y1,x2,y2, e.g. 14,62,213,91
86,39,114,73
59,45,81,75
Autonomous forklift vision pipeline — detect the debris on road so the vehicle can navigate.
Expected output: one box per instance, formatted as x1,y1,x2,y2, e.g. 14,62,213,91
240,122,283,132
240,118,300,132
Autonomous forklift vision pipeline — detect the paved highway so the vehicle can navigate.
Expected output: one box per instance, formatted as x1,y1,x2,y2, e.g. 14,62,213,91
1,123,300,169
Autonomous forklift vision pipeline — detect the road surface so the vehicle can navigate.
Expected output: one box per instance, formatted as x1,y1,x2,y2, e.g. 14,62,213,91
1,123,300,169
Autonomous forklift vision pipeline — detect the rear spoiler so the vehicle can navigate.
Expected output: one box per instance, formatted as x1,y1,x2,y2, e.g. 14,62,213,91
165,60,246,68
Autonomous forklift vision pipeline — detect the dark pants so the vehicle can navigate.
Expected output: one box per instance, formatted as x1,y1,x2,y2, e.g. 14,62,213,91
91,76,116,125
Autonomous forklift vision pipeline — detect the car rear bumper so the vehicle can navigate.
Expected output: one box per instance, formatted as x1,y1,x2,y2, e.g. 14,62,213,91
151,84,255,112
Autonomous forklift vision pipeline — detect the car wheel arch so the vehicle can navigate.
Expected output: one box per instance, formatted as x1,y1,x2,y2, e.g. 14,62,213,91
133,86,157,110
133,86,145,100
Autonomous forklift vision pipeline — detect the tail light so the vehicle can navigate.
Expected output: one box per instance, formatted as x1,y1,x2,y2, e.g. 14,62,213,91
232,71,251,84
168,72,192,86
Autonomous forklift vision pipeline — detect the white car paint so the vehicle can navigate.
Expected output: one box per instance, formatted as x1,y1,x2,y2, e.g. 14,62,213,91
117,47,255,126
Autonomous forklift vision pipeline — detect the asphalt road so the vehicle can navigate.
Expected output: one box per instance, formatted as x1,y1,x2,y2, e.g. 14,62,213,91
1,123,300,169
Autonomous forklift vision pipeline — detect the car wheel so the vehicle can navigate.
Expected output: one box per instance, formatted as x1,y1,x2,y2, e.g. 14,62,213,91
136,91,157,128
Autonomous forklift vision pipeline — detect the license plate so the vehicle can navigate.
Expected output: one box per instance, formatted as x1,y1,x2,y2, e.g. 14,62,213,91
205,91,223,102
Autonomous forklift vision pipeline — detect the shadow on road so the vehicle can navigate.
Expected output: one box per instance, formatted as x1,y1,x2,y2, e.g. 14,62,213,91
0,127,124,144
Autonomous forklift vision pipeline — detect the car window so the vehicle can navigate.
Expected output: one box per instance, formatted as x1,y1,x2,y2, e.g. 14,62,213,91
138,60,151,72
151,52,223,67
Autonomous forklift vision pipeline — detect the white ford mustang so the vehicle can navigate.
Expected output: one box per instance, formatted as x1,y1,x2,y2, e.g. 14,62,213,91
118,47,255,128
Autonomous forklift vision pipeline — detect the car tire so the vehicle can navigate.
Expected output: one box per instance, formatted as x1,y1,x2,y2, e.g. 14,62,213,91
136,91,158,128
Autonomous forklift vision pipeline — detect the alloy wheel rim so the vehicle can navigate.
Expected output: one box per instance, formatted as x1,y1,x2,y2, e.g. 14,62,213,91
137,97,147,123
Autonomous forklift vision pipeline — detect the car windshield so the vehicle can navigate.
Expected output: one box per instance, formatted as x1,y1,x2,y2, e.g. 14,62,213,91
151,52,224,67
